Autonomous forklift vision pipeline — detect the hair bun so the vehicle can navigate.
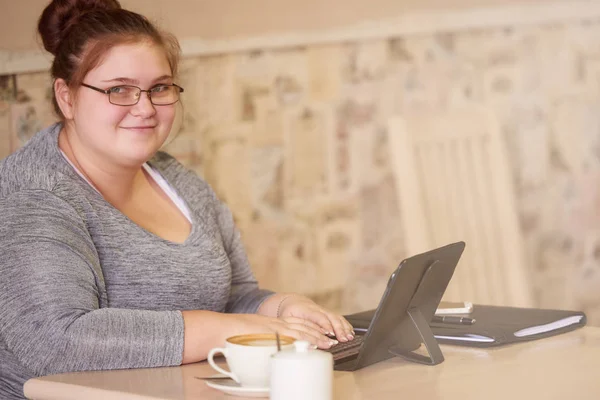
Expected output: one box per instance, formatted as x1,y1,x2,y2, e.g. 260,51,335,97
38,0,122,55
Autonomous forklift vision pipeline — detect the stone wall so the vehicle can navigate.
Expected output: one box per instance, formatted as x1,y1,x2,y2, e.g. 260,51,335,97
2,18,600,322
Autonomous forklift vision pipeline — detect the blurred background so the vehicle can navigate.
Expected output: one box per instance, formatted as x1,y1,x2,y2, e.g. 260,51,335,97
2,0,600,324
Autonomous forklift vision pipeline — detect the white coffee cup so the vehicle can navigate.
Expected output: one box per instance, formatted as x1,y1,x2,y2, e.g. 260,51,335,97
270,340,333,400
207,333,295,388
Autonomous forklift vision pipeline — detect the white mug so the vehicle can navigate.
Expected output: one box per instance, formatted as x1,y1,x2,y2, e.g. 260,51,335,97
207,333,295,388
270,340,333,400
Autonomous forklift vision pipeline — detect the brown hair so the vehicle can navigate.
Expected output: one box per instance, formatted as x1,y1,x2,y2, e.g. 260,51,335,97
38,0,181,117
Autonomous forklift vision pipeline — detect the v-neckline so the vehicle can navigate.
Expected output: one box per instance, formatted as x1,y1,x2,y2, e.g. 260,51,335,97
52,124,197,246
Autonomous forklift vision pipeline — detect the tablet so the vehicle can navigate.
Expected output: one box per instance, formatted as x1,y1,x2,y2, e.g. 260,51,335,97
334,241,465,370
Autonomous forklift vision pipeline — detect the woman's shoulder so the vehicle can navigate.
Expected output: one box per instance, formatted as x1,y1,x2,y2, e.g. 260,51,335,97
0,123,73,199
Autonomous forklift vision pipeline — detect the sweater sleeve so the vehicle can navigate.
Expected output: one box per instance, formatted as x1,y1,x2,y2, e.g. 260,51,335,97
0,190,184,377
214,197,274,314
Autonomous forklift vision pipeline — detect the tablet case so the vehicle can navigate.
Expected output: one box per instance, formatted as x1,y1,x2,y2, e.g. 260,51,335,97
345,305,587,348
335,241,466,369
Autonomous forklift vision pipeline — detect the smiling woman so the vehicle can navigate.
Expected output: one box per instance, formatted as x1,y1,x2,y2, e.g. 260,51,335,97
56,42,180,171
0,1,354,399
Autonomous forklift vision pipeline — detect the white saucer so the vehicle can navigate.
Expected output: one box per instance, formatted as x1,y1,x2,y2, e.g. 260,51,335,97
205,379,270,398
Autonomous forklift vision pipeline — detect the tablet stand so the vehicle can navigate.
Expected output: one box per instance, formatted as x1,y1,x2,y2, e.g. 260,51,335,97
388,261,445,365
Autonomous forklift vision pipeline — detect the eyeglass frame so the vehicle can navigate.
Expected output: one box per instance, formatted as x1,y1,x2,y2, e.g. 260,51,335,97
80,82,185,106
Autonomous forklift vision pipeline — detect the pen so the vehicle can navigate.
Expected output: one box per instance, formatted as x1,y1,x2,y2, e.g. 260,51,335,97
432,315,476,325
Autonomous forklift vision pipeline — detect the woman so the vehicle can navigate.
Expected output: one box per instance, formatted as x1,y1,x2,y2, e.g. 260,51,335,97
0,0,353,398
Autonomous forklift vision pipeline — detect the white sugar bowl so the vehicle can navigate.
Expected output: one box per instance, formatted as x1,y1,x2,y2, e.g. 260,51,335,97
270,340,333,400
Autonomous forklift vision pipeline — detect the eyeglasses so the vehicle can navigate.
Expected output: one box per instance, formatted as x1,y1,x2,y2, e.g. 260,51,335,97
81,83,184,106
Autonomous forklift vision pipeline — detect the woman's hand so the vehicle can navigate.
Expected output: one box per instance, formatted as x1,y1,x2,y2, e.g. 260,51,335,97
276,294,355,344
231,313,337,349
181,309,337,363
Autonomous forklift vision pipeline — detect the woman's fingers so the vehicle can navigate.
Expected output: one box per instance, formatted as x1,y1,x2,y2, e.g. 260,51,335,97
275,295,356,343
278,297,336,334
291,307,354,343
299,308,336,336
281,317,324,333
299,309,354,342
323,313,354,342
340,315,355,336
277,322,336,349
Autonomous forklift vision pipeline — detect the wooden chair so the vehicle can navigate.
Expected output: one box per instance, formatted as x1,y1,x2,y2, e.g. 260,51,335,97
387,107,534,307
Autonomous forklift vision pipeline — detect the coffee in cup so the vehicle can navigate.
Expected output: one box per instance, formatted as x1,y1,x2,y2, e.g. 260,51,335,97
207,333,295,388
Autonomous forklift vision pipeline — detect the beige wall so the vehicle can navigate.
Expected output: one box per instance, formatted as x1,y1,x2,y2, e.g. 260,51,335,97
1,0,565,52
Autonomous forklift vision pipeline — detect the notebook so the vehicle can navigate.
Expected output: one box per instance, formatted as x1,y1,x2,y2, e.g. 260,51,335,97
346,304,587,349
431,304,587,347
327,242,465,370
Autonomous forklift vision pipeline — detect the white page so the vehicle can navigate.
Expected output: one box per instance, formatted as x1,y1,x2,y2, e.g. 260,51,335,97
513,315,584,337
434,334,495,343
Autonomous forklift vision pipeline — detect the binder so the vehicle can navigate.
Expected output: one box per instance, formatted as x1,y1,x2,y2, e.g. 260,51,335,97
345,305,587,348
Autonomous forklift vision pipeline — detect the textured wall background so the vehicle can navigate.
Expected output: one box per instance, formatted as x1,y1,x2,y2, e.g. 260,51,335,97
2,18,600,323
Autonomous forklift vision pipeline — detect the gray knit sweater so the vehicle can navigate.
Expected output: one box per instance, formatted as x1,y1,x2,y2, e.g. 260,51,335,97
0,123,273,399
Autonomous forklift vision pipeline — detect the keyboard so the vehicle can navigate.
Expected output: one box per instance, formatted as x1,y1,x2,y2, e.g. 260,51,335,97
325,335,365,362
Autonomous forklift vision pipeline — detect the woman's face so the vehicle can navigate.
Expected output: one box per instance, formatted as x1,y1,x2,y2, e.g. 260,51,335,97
70,42,177,167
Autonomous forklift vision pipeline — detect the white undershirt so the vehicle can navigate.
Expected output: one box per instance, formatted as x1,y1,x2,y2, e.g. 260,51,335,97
60,150,193,223
141,163,193,223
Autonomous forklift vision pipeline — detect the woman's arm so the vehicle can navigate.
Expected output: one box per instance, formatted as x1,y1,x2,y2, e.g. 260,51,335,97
0,190,184,376
180,309,334,363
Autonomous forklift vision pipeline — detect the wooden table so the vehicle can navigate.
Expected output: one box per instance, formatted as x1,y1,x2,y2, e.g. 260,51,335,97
24,327,600,400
